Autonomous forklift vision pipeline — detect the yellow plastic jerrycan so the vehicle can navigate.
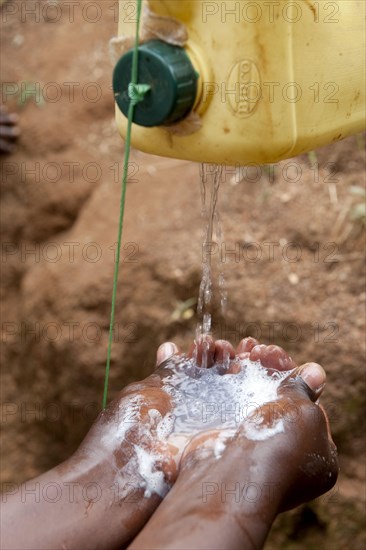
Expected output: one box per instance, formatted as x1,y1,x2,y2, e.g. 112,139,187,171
113,0,365,165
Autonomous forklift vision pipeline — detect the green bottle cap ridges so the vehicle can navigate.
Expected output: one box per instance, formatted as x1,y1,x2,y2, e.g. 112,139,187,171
113,39,198,127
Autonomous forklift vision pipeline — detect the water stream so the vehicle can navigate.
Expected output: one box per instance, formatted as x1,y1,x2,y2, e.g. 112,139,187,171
196,164,228,364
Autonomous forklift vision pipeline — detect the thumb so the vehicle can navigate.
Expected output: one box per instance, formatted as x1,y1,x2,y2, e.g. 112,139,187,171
279,362,326,403
156,342,179,368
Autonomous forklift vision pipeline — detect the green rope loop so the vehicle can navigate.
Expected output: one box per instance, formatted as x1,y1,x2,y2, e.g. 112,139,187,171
102,0,144,410
128,82,150,106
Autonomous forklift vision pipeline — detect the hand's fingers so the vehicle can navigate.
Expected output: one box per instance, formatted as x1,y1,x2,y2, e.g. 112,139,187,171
0,112,19,125
0,137,16,154
250,344,297,371
297,362,326,398
214,340,235,362
279,362,326,402
236,337,259,355
156,342,179,367
188,336,215,368
0,124,20,137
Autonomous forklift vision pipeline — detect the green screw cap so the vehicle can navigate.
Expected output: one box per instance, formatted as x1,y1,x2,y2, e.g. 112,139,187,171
113,40,198,127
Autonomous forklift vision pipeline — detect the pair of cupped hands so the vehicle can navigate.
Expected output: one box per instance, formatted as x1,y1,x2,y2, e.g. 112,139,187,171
82,336,338,513
2,337,338,550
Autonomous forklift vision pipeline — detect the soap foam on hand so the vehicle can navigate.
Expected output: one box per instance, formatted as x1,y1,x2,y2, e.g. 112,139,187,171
161,355,292,438
112,355,293,499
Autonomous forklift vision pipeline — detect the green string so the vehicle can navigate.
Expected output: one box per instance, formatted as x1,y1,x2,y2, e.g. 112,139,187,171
102,0,148,410
128,83,151,105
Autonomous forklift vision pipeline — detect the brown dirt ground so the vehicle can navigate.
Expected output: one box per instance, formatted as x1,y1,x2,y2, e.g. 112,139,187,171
1,1,365,548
